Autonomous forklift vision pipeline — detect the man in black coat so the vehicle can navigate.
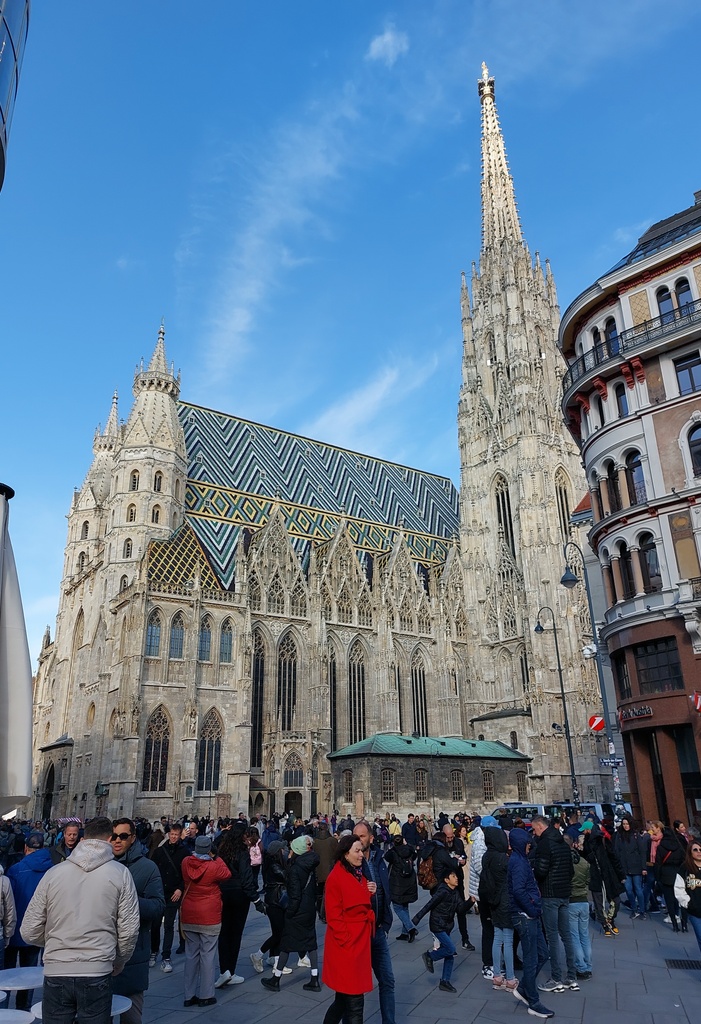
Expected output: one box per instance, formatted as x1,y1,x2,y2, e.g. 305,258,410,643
401,814,420,850
531,815,576,994
150,823,188,970
384,835,418,940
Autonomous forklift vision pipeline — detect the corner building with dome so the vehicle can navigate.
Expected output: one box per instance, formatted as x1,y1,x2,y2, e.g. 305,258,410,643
31,67,615,822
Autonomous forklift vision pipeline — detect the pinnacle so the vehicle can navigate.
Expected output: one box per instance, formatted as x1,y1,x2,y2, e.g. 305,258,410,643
147,322,168,374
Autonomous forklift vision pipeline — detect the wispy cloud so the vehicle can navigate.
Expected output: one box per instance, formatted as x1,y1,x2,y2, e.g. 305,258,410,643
365,24,409,68
612,220,651,246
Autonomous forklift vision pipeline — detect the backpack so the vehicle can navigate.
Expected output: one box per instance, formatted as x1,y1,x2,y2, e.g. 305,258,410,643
397,855,414,880
417,852,437,890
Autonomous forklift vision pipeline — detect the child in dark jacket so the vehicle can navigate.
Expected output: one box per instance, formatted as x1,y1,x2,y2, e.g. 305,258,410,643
412,868,468,992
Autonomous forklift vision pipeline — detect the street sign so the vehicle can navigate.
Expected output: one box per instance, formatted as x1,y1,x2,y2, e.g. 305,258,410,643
589,715,605,732
599,757,624,767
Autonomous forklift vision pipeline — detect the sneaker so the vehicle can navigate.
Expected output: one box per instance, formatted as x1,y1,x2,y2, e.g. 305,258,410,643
563,979,580,990
631,912,639,920
228,975,245,985
603,925,612,936
462,940,476,951
576,971,592,980
250,952,265,973
214,971,232,989
663,915,672,924
148,954,157,968
396,933,409,941
638,913,646,920
271,958,292,975
538,979,564,993
492,976,505,990
422,951,435,974
528,1003,555,1019
481,966,494,980
610,924,619,934
160,959,173,974
296,955,311,969
513,986,529,1006
439,980,457,993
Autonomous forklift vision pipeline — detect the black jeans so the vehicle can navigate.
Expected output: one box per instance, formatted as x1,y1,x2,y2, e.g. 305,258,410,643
323,992,364,1024
5,946,39,1009
43,974,112,1024
218,894,251,974
479,902,494,968
151,899,180,957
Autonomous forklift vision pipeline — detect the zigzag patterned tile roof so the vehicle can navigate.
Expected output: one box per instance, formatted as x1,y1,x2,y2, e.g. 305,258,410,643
179,402,459,588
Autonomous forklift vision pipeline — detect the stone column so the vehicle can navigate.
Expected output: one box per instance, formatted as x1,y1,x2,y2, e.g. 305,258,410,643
630,547,646,597
610,557,624,603
616,464,629,509
599,475,611,516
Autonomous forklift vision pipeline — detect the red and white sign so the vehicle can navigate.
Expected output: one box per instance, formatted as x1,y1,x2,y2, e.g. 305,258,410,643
588,715,605,732
691,692,701,713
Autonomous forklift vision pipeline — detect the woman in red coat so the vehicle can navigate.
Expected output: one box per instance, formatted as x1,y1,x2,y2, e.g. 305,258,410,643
181,835,231,1007
322,835,375,1024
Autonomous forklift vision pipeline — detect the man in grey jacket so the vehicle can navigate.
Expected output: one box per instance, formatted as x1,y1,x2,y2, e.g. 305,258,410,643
21,816,140,1024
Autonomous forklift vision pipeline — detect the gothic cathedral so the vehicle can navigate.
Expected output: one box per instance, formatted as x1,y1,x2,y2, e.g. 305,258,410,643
31,67,610,823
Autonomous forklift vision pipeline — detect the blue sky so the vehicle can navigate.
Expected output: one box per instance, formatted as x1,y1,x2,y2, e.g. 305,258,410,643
3,0,701,663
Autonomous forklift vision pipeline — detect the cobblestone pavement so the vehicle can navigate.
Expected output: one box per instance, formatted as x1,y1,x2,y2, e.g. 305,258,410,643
142,906,700,1024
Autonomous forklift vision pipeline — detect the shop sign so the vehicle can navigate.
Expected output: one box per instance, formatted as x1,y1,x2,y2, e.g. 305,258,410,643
619,705,653,722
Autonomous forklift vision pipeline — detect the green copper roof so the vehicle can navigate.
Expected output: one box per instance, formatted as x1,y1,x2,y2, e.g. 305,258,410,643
328,734,530,761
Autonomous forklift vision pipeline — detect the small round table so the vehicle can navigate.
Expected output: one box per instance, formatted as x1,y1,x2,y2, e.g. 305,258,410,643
0,1011,35,1023
0,972,44,994
31,995,131,1023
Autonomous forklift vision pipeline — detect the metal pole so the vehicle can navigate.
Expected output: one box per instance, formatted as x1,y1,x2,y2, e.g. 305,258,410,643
535,606,580,808
561,542,623,804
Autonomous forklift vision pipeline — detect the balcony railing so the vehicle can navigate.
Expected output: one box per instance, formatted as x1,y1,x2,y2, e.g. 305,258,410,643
563,298,701,394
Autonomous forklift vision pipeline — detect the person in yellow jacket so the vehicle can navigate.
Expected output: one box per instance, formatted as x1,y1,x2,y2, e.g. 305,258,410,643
388,817,402,838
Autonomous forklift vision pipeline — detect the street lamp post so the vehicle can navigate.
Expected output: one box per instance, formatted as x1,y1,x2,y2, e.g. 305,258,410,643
560,541,623,804
534,606,580,808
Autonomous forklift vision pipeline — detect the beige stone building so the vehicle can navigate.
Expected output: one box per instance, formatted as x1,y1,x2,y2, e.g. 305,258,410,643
31,66,615,823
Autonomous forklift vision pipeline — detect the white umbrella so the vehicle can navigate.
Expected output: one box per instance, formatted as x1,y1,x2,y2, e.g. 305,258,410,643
0,483,33,815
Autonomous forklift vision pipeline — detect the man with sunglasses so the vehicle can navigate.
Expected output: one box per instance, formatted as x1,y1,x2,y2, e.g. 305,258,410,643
110,819,165,1024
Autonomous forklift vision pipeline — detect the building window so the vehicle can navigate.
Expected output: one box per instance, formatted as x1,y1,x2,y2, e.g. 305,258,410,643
625,452,647,505
381,769,396,803
145,611,161,657
676,277,693,312
619,543,636,600
411,650,428,736
605,462,621,512
127,504,136,523
283,752,304,789
120,574,128,591
123,538,133,558
174,479,180,501
277,632,297,732
517,771,528,801
250,631,265,770
415,769,428,802
478,733,485,741
639,532,662,593
169,612,184,659
519,648,530,691
249,573,261,612
358,591,373,627
611,650,632,701
555,469,571,541
482,770,495,803
338,585,353,624
399,599,413,632
197,709,222,791
455,608,467,639
418,607,430,634
151,505,161,524
219,619,233,664
142,707,169,791
153,472,163,493
291,580,307,617
348,640,366,745
451,770,464,802
494,474,515,556
675,352,701,396
510,730,518,750
81,520,89,539
604,317,619,355
634,637,683,695
689,424,701,477
267,576,285,615
343,769,353,803
615,382,629,418
198,616,212,661
591,393,605,429
77,551,86,572
130,470,139,491
329,647,338,752
657,285,675,324
592,326,601,348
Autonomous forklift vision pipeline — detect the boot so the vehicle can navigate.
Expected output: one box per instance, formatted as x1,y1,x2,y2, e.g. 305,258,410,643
303,976,321,991
671,917,680,933
261,975,280,991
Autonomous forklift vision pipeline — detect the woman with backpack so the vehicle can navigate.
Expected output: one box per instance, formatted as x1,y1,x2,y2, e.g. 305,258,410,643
384,835,418,941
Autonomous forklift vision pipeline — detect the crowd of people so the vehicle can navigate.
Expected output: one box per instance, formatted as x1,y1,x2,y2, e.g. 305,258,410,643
0,805,699,1024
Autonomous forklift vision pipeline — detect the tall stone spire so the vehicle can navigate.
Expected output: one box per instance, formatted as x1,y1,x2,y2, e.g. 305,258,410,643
478,62,522,253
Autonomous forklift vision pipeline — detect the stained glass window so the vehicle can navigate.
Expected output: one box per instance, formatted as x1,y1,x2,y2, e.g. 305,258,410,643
142,707,170,791
197,709,222,791
277,632,297,731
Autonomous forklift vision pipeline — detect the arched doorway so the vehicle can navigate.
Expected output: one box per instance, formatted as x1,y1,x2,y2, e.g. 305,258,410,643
42,763,55,820
285,791,302,819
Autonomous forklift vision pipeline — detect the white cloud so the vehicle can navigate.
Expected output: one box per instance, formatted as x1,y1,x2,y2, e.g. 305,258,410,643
365,24,409,68
612,220,651,246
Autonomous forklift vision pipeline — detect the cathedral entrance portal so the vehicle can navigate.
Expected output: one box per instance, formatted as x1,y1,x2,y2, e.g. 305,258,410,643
42,763,55,820
285,791,302,820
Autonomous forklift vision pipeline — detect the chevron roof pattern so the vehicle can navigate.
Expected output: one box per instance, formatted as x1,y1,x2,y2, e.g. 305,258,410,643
179,402,459,588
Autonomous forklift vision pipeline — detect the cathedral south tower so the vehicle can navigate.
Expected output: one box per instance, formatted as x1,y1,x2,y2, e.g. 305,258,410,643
458,65,608,803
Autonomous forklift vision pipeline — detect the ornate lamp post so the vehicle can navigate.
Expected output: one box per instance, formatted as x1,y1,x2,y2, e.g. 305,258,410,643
534,606,580,807
560,541,623,804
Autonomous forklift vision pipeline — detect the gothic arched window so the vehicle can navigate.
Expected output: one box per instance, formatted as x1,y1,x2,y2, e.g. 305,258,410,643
411,650,428,737
283,752,304,789
219,619,233,664
494,475,515,556
81,520,89,539
417,605,430,635
77,551,86,573
197,709,223,791
554,469,571,542
151,505,161,524
337,585,352,625
451,770,464,802
130,470,139,491
250,631,265,770
415,769,428,802
277,632,297,731
381,769,396,803
455,608,467,639
120,574,128,591
267,576,285,615
482,770,495,803
169,612,185,659
127,504,136,523
123,538,133,559
198,615,212,661
343,769,353,803
399,599,413,633
329,647,338,752
348,641,366,745
519,648,530,691
249,573,261,612
358,591,373,627
510,730,518,750
153,471,163,493
291,579,307,618
145,610,161,657
142,706,170,792
517,771,528,801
